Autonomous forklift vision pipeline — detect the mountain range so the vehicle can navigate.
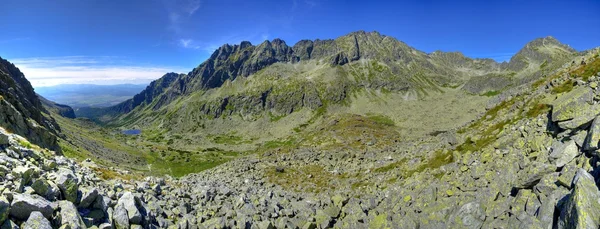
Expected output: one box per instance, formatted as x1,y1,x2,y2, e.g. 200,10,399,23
77,31,576,138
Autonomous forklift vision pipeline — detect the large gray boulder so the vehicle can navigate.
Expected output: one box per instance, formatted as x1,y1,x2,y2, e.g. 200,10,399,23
113,202,130,229
551,87,600,129
117,192,142,224
78,188,98,209
12,166,37,185
1,220,18,229
58,201,86,229
449,202,485,229
557,169,600,228
31,179,50,198
55,168,79,203
0,132,8,146
0,196,9,225
21,211,52,229
9,193,53,220
585,115,600,151
549,140,579,167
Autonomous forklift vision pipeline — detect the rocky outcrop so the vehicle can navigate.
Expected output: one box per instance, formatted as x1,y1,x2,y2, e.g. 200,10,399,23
0,57,60,151
557,169,600,229
551,87,600,129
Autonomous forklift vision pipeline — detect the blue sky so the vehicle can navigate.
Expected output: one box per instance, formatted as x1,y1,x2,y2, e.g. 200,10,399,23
0,0,599,87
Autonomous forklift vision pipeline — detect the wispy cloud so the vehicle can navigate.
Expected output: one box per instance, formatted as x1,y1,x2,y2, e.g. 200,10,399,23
178,38,201,49
11,56,187,87
164,0,202,33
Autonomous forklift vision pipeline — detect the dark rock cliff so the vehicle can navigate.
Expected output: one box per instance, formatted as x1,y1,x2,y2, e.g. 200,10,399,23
0,57,60,151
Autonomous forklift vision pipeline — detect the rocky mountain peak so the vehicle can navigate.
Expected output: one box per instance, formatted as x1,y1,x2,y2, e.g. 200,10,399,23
239,41,253,49
506,36,577,71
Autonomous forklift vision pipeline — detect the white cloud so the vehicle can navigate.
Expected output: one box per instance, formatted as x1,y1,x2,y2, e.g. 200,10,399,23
164,0,202,33
11,56,188,87
179,39,200,49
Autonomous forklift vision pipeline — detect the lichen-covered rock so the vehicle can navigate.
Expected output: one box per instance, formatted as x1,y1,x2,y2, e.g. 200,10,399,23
551,87,600,129
516,162,557,189
0,132,8,146
557,169,600,229
55,168,79,203
1,220,18,229
117,192,142,224
113,203,130,229
584,115,600,151
9,193,53,220
449,202,485,229
0,196,9,225
549,140,579,167
58,201,86,229
31,179,50,198
21,211,52,229
12,166,37,185
369,213,392,229
78,188,99,209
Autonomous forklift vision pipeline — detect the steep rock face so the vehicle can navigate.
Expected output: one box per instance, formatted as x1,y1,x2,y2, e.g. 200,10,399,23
0,57,60,151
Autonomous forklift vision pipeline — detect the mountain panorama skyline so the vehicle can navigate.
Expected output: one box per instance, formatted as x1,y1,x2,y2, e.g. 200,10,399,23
13,32,585,88
2,0,599,87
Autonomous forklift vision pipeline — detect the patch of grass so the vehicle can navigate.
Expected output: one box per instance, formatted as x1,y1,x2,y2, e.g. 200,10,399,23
210,133,252,145
146,148,239,177
480,90,501,97
526,103,551,118
572,56,600,81
293,123,309,133
266,165,342,193
540,60,548,69
268,112,286,122
372,150,454,179
373,158,408,173
18,139,32,149
458,96,517,134
366,113,395,126
92,167,141,180
262,138,296,149
441,83,461,89
58,141,91,161
351,181,373,190
551,79,575,94
308,103,328,124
